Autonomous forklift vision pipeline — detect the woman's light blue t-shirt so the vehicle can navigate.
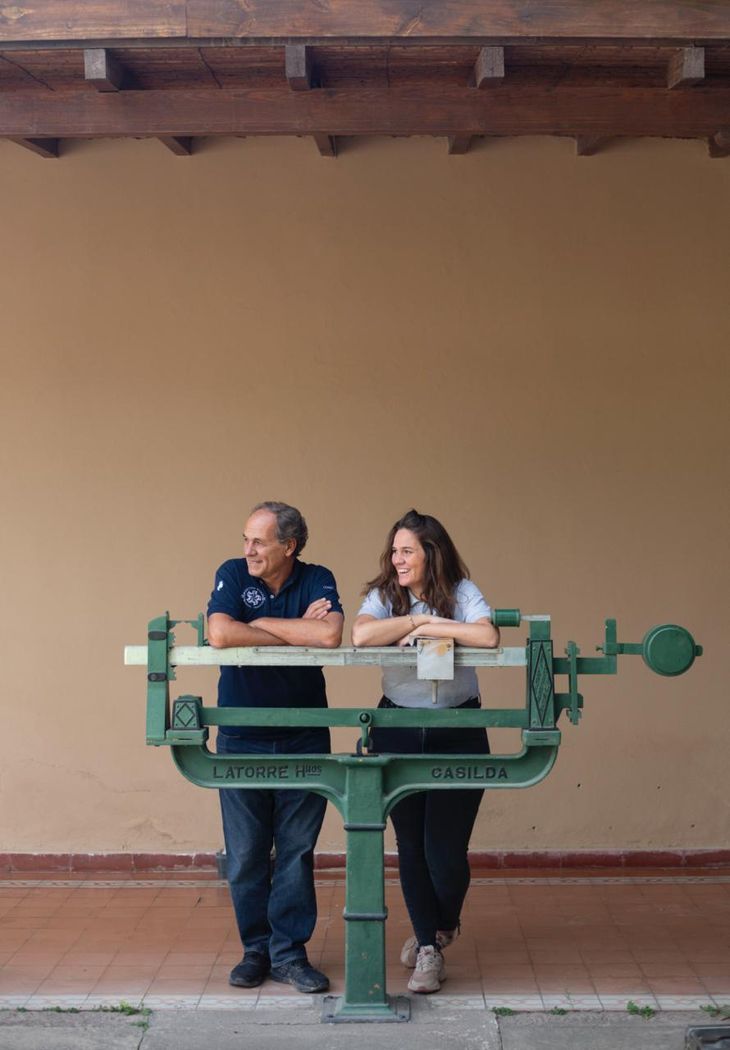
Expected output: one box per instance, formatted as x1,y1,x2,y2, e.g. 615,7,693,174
357,579,492,708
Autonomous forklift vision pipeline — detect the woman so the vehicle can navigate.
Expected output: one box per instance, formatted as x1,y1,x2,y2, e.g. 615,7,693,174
352,509,500,994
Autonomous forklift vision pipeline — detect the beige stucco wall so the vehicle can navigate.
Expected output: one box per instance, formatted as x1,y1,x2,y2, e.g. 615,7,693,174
0,134,727,855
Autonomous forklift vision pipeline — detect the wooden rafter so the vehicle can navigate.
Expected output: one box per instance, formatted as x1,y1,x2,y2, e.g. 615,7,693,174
667,46,705,89
284,44,338,157
312,132,337,156
575,136,609,156
471,47,505,88
8,136,58,157
83,48,124,91
447,136,472,154
159,136,193,155
285,45,314,91
708,130,730,157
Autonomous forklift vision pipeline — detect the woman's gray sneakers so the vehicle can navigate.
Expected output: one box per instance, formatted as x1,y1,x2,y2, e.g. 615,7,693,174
407,945,446,994
400,927,460,968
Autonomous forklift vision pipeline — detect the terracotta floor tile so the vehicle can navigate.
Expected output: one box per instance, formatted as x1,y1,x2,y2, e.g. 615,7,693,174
2,962,58,979
91,978,155,995
1,870,729,1004
145,978,207,995
587,961,643,978
112,951,167,965
538,980,597,996
101,965,161,981
640,960,697,977
692,963,730,978
482,977,541,994
646,977,708,995
156,965,214,980
2,916,50,930
163,951,219,966
529,947,584,965
202,980,257,997
61,951,117,966
701,979,730,995
633,948,692,964
591,977,656,995
47,964,107,981
0,974,44,993
36,978,99,995
26,932,81,948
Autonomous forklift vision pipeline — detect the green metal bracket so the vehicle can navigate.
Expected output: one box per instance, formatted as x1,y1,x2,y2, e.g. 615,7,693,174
145,612,171,745
126,606,702,1022
597,619,701,676
168,696,209,745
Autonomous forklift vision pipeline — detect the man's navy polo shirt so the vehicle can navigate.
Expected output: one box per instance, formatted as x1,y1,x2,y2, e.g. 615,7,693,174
207,558,343,740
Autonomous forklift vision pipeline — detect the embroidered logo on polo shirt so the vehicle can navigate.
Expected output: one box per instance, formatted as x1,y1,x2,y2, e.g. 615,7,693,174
242,587,266,609
216,580,224,591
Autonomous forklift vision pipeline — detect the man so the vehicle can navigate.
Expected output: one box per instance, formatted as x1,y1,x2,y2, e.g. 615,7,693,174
207,501,343,994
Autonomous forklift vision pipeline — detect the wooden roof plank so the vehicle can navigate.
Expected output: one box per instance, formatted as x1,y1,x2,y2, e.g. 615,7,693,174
186,1,730,44
1,2,729,44
0,1,186,41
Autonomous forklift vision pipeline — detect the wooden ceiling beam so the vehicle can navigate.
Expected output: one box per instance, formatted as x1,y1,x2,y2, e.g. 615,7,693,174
667,46,705,89
0,85,727,139
84,48,125,91
471,47,505,88
2,1,728,44
8,137,59,157
159,135,193,154
708,130,730,158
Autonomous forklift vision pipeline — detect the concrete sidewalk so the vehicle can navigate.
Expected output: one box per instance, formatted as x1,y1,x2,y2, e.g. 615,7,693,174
1,1004,727,1050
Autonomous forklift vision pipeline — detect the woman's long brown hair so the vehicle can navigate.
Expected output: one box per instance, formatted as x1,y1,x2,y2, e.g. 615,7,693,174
363,509,470,619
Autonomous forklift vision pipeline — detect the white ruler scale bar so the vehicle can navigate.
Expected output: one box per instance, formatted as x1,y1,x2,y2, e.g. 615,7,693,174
124,645,528,669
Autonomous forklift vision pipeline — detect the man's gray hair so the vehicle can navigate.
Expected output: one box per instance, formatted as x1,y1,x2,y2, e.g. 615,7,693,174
251,501,308,555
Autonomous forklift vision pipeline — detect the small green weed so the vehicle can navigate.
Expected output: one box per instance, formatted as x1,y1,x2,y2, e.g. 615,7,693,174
626,1000,656,1019
700,1003,730,1020
100,1001,150,1017
41,1006,80,1013
493,1006,517,1016
549,1007,569,1015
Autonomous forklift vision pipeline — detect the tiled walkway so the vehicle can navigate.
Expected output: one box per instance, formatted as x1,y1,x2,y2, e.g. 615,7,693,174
1,870,728,1012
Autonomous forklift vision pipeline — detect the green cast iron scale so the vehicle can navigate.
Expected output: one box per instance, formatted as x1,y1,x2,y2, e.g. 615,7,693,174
125,610,701,1022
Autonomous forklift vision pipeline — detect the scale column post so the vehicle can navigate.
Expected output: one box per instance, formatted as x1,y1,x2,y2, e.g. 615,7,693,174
322,754,409,1023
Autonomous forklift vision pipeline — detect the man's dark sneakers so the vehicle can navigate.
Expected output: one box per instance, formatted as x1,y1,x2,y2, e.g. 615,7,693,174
229,952,271,988
269,959,329,994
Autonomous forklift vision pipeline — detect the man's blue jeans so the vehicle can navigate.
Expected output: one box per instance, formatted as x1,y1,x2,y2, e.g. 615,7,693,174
217,728,330,966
